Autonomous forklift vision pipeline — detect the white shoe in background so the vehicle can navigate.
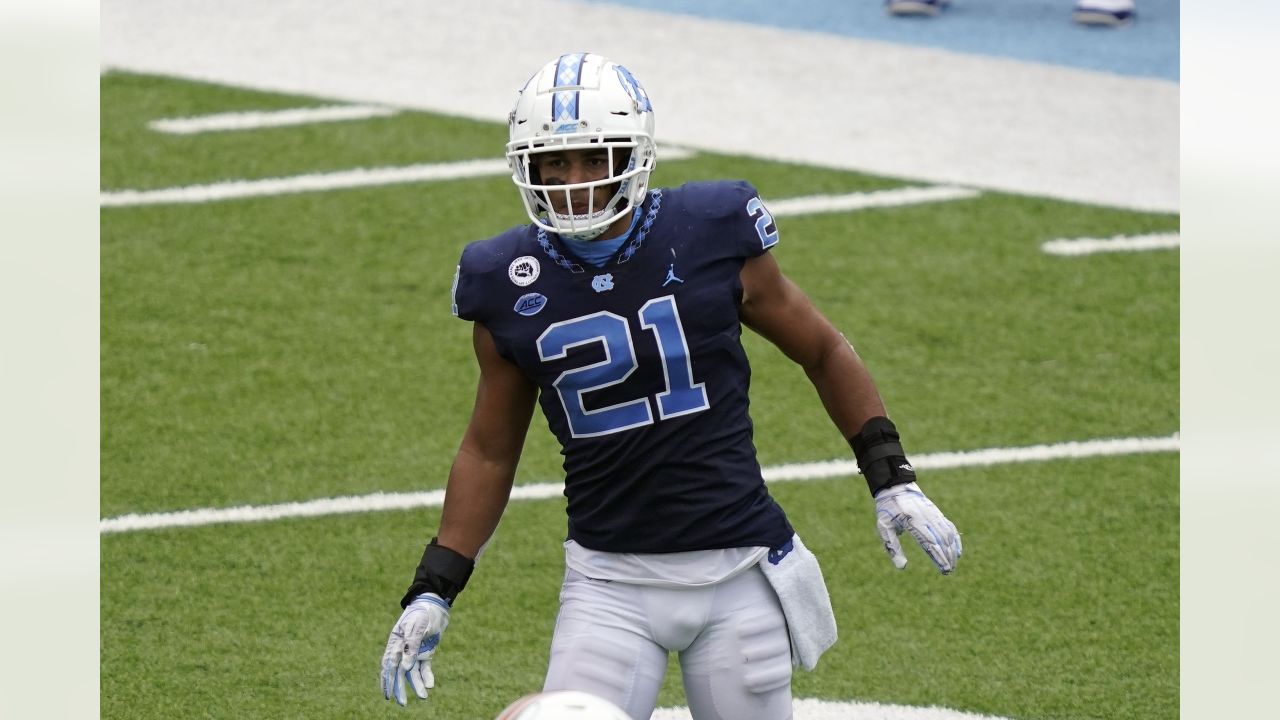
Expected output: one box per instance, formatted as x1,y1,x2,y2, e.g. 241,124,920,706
885,0,950,17
1073,0,1136,26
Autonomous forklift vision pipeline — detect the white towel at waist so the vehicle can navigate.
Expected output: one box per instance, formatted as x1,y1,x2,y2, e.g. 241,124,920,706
758,532,838,671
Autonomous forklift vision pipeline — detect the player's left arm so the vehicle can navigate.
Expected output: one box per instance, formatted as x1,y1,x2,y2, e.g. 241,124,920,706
739,252,962,574
739,251,884,435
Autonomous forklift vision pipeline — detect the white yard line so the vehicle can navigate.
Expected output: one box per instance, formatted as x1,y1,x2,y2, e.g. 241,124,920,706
760,433,1180,481
1042,232,1180,256
655,697,1019,720
97,147,698,207
99,159,510,206
768,186,980,216
148,104,400,134
99,165,970,212
100,433,1178,534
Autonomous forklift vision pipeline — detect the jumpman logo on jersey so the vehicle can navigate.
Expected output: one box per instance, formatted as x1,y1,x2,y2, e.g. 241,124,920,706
663,262,683,287
768,539,794,565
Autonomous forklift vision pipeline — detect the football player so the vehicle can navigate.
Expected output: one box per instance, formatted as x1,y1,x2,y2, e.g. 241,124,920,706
381,52,962,719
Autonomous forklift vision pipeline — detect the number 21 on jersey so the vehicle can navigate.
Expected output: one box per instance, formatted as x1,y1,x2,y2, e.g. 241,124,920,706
536,295,709,438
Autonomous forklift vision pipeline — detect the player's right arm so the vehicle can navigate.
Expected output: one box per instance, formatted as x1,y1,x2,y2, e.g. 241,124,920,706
382,322,537,706
437,322,538,559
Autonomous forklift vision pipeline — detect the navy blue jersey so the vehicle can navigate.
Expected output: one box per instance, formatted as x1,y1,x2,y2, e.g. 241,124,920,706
452,180,793,553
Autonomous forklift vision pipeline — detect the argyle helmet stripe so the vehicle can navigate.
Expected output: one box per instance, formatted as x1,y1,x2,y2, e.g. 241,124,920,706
551,53,587,123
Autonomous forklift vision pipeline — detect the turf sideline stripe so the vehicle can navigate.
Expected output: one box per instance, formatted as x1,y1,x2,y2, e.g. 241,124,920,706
149,105,400,134
99,433,1178,534
1041,232,1180,256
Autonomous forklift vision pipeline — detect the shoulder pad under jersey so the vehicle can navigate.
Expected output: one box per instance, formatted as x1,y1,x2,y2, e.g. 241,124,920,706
458,227,526,275
452,227,529,321
670,180,762,220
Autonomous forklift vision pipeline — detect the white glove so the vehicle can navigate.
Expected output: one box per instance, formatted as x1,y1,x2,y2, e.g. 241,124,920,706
380,593,450,706
874,482,962,574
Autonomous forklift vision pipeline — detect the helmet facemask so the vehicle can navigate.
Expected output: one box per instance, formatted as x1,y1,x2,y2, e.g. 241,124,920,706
509,138,652,240
506,53,657,240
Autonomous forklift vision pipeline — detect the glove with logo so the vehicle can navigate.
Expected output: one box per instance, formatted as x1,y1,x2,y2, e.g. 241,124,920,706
380,593,450,706
848,416,961,574
875,482,962,574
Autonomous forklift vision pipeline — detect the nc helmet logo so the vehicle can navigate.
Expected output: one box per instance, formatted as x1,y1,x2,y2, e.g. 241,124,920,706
614,65,652,113
508,256,540,286
591,273,615,293
513,292,547,316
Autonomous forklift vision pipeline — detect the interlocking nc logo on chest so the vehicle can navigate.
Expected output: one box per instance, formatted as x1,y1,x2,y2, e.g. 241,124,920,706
591,273,614,293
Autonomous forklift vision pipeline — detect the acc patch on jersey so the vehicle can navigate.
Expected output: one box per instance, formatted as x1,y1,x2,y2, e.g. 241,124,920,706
509,255,540,286
513,292,547,316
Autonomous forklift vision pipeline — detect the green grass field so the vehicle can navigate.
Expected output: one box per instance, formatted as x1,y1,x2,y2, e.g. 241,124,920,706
100,71,1179,719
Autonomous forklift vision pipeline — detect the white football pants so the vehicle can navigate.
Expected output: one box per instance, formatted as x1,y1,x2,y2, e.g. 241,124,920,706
543,566,793,720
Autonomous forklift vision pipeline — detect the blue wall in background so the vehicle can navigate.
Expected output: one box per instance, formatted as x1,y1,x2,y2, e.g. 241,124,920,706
587,0,1178,80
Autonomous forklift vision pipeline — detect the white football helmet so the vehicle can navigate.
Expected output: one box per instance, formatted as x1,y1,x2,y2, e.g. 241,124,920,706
495,690,631,720
506,52,657,240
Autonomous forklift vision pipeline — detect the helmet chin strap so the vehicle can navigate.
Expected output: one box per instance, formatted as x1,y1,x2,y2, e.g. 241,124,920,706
551,207,615,241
